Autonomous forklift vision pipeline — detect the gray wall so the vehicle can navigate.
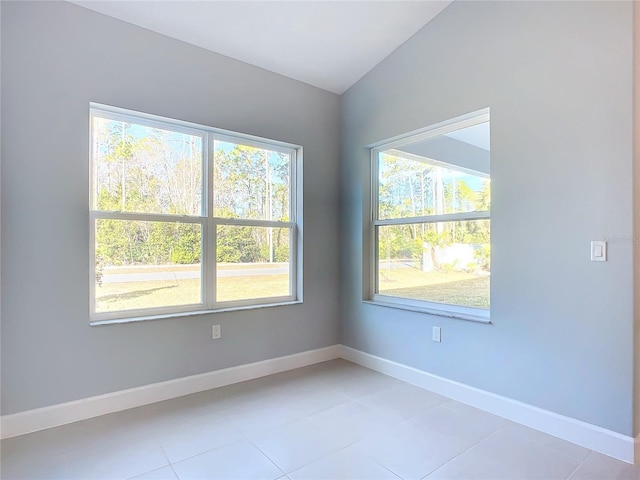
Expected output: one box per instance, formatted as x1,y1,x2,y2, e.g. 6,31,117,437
1,1,341,414
341,1,635,436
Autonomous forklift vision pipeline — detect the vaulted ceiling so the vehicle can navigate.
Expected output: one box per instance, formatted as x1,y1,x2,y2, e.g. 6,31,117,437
69,1,452,94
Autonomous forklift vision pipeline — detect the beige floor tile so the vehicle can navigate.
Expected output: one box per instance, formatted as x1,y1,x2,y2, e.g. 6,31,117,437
358,382,449,420
60,440,169,480
284,383,352,416
568,452,640,480
249,417,352,473
1,421,89,469
156,416,244,463
500,422,591,462
288,446,401,480
353,423,477,480
323,368,405,398
406,400,507,446
426,426,582,480
310,399,404,444
171,440,283,480
128,465,178,480
0,447,72,480
224,400,304,435
2,421,169,480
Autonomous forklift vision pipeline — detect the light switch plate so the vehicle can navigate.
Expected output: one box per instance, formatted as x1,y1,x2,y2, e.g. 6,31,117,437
591,241,607,262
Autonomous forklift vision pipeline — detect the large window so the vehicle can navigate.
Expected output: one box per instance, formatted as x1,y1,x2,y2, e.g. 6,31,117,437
90,105,301,323
371,110,490,321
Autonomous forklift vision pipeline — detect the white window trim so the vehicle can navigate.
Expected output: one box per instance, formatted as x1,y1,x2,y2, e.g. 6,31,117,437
89,103,303,324
368,108,490,323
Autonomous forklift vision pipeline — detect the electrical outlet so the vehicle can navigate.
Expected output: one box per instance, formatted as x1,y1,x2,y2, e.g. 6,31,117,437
212,324,221,340
432,326,441,343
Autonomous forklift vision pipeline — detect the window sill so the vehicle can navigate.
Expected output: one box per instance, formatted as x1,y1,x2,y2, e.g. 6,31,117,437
363,299,491,324
90,300,303,326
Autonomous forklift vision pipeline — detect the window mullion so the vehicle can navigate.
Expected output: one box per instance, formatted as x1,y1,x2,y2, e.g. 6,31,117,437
213,218,294,228
206,133,216,308
374,210,490,226
90,211,204,223
288,149,295,298
89,215,97,320
371,150,380,300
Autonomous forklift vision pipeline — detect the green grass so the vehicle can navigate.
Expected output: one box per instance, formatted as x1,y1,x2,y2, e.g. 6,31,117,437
96,263,489,313
96,268,289,313
217,274,289,303
96,279,201,313
379,267,489,309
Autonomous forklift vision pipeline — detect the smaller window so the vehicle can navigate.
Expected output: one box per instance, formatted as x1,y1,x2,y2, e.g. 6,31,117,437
370,110,490,321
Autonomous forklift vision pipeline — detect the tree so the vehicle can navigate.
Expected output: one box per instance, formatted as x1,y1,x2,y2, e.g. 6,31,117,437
213,143,290,263
377,151,491,273
94,118,203,267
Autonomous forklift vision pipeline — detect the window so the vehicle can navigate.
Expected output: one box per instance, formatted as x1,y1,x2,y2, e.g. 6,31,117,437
370,110,490,321
90,105,301,323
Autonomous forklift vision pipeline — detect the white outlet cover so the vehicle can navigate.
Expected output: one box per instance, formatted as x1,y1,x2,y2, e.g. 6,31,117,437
432,326,441,343
212,324,221,339
590,241,607,262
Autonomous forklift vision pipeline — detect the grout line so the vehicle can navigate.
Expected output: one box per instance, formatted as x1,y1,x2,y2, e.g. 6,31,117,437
364,449,406,480
164,437,246,467
376,462,404,480
504,423,593,464
168,462,180,480
418,423,506,480
565,451,592,480
159,444,173,466
167,437,286,478
245,433,288,476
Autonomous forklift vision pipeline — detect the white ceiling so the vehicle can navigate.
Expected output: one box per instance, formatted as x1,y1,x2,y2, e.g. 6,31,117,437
69,0,452,94
445,122,490,151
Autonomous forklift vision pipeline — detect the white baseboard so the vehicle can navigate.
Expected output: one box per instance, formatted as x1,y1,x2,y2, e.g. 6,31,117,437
339,345,637,465
2,343,637,466
0,345,341,439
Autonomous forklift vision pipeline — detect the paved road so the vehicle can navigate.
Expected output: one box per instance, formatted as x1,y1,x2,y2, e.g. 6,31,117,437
102,266,288,284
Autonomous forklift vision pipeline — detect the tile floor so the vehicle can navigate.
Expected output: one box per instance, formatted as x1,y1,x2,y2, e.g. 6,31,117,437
1,360,639,480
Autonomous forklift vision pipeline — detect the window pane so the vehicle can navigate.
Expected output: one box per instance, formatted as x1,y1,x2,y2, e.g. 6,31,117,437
95,219,202,313
214,140,290,220
377,220,490,309
93,116,203,215
216,226,290,302
378,121,490,220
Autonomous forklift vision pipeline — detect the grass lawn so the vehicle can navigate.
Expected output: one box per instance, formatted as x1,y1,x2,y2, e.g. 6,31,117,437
96,265,290,313
379,267,489,309
96,263,488,313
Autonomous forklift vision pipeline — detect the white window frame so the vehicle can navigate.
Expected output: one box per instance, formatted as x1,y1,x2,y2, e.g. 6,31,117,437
89,104,302,324
369,109,490,323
